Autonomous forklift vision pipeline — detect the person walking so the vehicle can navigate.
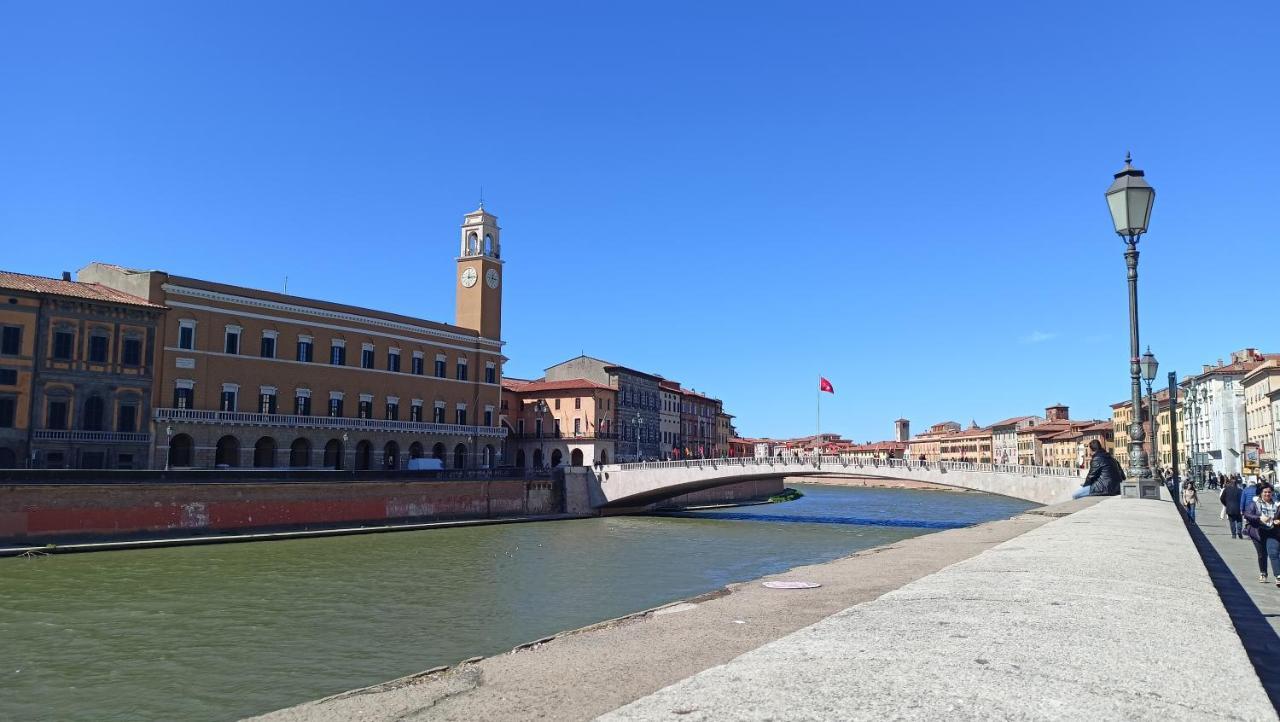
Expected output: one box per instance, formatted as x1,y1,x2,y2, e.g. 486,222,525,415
1221,477,1244,539
1244,484,1277,583
1072,440,1124,499
1182,480,1199,522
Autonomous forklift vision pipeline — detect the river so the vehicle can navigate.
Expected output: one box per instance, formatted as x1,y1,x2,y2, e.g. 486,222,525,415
0,483,1034,721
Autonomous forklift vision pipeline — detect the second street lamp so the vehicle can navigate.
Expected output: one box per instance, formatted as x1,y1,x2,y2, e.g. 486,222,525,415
1140,347,1159,470
1106,153,1159,499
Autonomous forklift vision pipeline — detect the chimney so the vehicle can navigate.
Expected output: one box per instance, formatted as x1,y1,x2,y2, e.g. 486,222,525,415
1203,364,1212,374
61,271,71,281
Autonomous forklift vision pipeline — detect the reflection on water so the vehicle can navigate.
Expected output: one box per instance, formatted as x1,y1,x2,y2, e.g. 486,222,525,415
0,483,1034,722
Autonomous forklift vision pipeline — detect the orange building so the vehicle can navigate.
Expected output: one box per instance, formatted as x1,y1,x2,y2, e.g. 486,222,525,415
81,206,507,470
501,377,617,467
0,271,164,469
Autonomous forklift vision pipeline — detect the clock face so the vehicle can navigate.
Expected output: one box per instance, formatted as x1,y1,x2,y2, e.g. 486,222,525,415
460,267,478,288
485,268,500,289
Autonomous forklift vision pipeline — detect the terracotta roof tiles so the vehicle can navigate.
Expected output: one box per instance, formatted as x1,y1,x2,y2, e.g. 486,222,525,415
0,269,164,309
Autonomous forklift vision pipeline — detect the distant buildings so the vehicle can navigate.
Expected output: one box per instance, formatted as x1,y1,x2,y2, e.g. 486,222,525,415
507,355,736,464
1173,349,1279,477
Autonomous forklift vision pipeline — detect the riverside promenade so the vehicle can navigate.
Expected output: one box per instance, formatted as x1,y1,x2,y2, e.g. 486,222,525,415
254,496,1275,721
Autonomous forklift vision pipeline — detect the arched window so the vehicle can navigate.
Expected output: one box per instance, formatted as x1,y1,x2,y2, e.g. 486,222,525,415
409,442,424,459
383,441,400,470
323,439,343,469
290,438,311,467
432,442,446,460
515,449,526,468
570,448,584,467
355,440,372,470
532,448,543,468
168,434,194,468
453,443,467,469
483,234,494,256
254,436,277,468
467,232,478,255
82,396,105,431
551,449,563,467
215,436,240,467
483,444,495,468
599,449,608,465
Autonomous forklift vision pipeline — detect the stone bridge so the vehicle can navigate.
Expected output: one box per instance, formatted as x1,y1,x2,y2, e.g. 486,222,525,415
584,456,1086,508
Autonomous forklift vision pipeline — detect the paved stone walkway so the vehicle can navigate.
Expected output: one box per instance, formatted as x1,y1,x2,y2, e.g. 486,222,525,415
1185,491,1280,706
603,498,1274,721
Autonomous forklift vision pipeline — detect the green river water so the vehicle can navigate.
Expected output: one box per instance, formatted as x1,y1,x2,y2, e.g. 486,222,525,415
0,484,1035,721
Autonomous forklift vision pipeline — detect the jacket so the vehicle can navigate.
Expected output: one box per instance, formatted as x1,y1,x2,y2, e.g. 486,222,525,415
1220,484,1242,513
1244,498,1280,542
1241,485,1262,516
1182,486,1198,506
1082,451,1123,496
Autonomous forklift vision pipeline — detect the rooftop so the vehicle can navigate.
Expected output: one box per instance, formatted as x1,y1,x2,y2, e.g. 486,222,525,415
0,269,164,309
503,377,615,393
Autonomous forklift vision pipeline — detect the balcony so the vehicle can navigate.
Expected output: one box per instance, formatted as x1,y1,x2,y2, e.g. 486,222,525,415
32,429,152,444
509,431,618,441
153,408,507,439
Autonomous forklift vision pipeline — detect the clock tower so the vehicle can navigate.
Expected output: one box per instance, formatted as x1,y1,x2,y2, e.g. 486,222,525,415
455,206,503,341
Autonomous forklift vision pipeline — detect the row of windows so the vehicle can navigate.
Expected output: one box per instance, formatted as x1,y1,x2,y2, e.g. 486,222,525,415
1,325,144,366
177,386,495,427
514,417,612,436
621,387,720,417
197,324,498,383
0,395,143,432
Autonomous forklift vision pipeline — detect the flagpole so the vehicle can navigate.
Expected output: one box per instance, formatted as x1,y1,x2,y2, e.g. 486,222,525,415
816,375,821,459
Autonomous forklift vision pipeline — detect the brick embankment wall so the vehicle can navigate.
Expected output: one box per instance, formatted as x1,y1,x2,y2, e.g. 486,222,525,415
0,479,560,545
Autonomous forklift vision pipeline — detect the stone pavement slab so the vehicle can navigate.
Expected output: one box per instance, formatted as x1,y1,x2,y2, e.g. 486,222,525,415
602,498,1274,721
1185,492,1280,706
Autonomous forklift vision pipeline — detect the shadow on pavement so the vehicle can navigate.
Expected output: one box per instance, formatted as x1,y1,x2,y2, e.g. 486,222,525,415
1186,518,1280,711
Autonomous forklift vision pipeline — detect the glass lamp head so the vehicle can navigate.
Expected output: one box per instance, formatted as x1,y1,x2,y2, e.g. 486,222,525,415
1140,347,1159,382
1106,153,1155,238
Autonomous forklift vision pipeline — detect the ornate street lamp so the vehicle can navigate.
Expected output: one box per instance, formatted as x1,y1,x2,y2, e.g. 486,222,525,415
165,425,174,471
1140,347,1159,470
535,400,549,468
1106,153,1159,498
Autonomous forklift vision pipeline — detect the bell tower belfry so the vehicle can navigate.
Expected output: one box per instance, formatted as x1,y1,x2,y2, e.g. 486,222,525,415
455,206,503,340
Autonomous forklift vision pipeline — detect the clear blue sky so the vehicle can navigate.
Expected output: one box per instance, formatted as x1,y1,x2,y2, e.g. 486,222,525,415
2,2,1277,441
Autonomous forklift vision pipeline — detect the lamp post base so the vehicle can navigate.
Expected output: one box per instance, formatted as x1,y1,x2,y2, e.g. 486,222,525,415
1121,479,1162,500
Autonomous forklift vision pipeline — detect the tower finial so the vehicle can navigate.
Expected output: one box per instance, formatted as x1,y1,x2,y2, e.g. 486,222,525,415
479,186,484,210
1124,151,1132,166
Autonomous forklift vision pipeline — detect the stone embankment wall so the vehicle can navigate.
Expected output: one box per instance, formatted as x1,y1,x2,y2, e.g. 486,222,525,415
653,477,784,508
0,479,559,545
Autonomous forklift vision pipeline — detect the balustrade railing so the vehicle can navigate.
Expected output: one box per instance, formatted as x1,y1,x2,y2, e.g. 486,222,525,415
31,429,152,444
153,407,507,438
604,454,1085,478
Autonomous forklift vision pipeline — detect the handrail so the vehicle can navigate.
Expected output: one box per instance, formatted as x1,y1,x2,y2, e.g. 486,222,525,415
600,455,1086,478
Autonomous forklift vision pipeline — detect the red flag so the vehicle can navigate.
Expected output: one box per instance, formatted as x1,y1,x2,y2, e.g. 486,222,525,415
819,377,835,394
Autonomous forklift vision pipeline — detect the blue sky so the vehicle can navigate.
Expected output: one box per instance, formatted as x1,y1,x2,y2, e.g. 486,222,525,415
2,2,1277,441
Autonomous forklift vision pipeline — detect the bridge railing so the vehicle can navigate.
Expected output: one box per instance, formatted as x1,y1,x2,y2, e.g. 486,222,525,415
604,455,1085,479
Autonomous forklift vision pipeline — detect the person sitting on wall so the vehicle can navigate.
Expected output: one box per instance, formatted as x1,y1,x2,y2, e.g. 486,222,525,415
1072,440,1124,499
